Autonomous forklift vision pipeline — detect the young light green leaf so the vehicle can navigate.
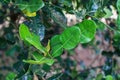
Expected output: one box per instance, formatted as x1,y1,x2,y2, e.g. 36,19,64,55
19,24,31,40
106,75,113,80
60,27,81,50
23,52,54,65
19,24,47,55
76,20,97,43
50,35,63,57
23,57,54,66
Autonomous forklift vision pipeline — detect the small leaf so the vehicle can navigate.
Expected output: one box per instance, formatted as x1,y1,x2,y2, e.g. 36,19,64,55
23,52,54,65
6,72,16,80
104,7,113,18
46,40,51,52
76,20,97,43
19,24,47,55
60,27,81,50
95,73,103,80
32,52,45,61
51,35,63,57
106,75,113,80
25,33,47,55
19,24,31,40
23,18,45,41
94,8,106,18
23,10,36,17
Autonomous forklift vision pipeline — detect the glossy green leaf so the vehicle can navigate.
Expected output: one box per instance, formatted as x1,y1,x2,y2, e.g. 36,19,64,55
19,24,31,40
19,24,47,55
25,33,47,55
51,35,63,57
60,27,81,50
76,20,97,43
16,0,44,13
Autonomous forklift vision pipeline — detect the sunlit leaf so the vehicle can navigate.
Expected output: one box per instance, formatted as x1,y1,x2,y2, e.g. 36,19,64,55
60,27,81,49
106,75,113,80
19,24,31,40
25,33,47,55
76,20,97,43
19,24,47,55
51,35,63,57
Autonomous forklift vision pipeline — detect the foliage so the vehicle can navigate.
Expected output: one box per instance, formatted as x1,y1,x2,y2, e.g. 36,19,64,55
0,0,120,80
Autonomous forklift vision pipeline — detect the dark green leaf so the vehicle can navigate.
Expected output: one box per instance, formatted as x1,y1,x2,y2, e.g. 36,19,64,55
95,73,103,80
6,45,20,56
50,7,67,28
